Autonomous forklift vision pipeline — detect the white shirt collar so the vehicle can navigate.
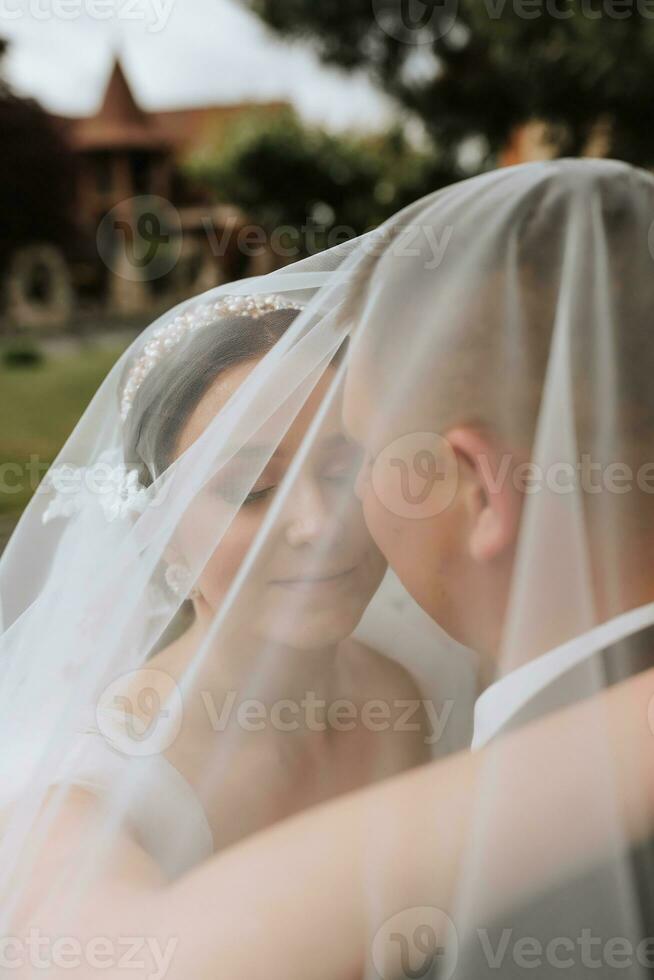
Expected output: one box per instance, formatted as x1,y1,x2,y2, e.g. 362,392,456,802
471,600,654,750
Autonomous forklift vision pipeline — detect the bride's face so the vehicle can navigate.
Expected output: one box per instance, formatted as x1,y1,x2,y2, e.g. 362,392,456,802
171,359,387,649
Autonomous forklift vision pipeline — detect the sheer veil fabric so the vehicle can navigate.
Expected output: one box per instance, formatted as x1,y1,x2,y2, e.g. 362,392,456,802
1,157,654,978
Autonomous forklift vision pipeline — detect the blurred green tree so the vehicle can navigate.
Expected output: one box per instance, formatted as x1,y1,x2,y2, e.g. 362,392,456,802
186,108,457,256
243,0,654,167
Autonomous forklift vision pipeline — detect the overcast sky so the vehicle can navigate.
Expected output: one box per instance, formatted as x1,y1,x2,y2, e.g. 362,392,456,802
1,0,397,130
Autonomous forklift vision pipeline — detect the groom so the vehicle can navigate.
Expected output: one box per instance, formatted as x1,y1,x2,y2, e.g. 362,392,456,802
341,164,654,976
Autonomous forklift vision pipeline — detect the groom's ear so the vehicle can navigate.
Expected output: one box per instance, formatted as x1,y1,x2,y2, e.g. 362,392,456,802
444,426,523,563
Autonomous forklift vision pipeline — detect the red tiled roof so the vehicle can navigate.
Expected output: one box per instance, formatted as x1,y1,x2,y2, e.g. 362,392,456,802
64,58,170,151
52,57,290,159
151,101,289,161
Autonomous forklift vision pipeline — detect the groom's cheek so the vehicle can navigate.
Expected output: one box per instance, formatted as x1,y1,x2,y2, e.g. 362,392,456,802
360,487,406,564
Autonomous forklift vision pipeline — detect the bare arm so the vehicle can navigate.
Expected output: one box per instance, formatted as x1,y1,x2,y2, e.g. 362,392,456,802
154,662,654,980
7,664,654,980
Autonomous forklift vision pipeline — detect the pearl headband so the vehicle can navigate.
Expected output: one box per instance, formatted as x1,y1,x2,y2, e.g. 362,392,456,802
120,293,306,422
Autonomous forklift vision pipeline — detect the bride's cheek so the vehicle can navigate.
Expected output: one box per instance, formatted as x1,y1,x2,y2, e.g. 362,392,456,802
206,509,275,604
174,499,260,602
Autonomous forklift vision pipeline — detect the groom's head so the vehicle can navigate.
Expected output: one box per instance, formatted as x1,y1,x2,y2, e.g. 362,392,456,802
342,163,654,662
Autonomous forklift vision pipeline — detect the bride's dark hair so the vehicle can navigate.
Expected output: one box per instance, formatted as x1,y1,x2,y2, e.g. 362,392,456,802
122,307,303,487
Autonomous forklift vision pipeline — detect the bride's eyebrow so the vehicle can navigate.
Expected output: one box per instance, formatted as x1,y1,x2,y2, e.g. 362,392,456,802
222,445,284,464
221,434,352,470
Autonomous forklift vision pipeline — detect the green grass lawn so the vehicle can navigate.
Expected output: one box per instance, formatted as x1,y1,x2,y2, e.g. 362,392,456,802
0,343,130,519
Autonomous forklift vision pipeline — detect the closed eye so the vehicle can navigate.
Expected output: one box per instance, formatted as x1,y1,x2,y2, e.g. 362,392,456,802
243,486,277,504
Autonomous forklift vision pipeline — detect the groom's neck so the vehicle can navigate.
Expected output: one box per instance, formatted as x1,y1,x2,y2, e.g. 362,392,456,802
488,555,654,687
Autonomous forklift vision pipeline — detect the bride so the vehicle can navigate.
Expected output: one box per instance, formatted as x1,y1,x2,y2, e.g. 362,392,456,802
1,291,430,882
111,291,429,858
3,157,654,980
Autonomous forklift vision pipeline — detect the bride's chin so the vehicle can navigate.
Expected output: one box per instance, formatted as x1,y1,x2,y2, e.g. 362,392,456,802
258,604,365,650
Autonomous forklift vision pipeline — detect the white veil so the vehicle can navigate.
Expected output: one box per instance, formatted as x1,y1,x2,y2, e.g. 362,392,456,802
348,157,654,980
1,157,654,979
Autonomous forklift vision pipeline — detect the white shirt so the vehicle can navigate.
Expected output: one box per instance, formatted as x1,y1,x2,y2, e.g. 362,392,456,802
472,600,654,750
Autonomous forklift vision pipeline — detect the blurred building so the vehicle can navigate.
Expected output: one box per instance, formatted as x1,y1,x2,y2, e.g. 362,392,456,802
1,50,290,333
499,118,611,167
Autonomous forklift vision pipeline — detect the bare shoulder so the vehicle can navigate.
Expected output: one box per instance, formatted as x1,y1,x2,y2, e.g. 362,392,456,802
335,637,423,702
335,639,432,771
1,784,165,952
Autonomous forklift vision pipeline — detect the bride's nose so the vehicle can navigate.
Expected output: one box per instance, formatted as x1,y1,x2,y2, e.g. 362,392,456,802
284,477,330,547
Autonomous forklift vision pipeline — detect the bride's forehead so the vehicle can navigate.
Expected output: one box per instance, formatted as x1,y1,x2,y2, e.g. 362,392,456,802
179,359,346,460
258,383,345,451
175,360,261,454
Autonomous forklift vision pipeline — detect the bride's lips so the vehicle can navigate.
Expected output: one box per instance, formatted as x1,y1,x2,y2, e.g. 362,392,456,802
271,565,359,591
